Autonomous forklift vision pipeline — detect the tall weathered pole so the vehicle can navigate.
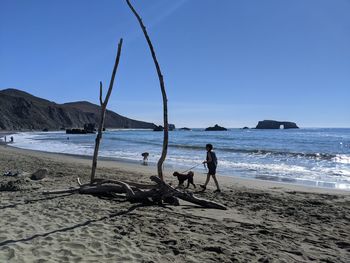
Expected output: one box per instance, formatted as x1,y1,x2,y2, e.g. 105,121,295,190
126,0,169,181
90,39,123,184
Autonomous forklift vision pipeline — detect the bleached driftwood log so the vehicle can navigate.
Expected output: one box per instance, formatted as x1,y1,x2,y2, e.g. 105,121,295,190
43,176,227,210
150,176,227,210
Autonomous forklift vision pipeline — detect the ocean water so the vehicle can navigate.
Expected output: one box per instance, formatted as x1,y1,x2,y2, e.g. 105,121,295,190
10,128,350,190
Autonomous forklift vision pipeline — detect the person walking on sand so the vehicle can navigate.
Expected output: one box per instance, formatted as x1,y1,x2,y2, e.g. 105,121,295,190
200,144,221,193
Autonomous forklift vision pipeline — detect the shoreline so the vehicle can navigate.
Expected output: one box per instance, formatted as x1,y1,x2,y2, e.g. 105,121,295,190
7,129,350,192
1,143,349,262
2,144,349,195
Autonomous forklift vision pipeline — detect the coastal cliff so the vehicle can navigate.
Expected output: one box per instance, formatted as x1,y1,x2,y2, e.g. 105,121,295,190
0,89,157,130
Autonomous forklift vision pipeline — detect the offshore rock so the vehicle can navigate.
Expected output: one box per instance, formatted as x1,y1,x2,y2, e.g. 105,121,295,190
153,125,164,131
205,124,227,131
153,124,176,131
255,120,299,129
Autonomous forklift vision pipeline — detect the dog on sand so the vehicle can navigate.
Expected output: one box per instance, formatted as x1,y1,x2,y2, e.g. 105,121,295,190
173,171,196,189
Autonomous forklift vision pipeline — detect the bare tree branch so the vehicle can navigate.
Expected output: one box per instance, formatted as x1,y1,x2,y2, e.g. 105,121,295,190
90,39,123,184
99,81,103,106
126,0,168,181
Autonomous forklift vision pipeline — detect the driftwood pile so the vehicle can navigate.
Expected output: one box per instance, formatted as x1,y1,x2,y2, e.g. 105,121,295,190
43,176,227,210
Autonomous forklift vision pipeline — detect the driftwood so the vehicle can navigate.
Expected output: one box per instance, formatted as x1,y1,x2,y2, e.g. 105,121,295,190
92,178,157,190
126,0,169,181
43,184,125,195
43,176,227,210
90,39,123,184
150,176,227,210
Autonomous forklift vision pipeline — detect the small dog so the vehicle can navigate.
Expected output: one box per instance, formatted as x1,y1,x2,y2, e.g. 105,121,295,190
173,171,196,189
141,152,149,165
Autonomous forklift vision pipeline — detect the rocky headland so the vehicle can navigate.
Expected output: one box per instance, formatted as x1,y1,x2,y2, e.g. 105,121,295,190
0,89,157,130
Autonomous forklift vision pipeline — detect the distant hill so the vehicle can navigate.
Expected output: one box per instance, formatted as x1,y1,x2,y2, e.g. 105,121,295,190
0,88,157,130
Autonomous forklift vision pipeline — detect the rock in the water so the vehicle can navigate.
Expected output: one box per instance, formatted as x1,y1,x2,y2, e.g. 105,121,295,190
205,124,227,131
83,123,96,133
66,128,87,134
153,125,164,131
30,168,49,180
153,124,176,131
255,120,299,129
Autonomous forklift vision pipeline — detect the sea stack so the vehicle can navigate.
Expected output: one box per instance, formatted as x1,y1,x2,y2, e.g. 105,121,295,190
255,120,299,129
205,124,227,131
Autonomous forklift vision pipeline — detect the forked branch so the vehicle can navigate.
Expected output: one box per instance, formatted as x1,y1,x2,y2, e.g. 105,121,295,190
90,39,123,184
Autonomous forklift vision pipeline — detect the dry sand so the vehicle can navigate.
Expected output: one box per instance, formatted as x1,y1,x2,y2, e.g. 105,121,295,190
0,145,349,262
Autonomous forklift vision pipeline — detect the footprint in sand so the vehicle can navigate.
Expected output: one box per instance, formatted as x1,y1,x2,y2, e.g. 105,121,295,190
90,241,101,249
71,256,83,262
65,242,86,250
21,210,30,216
58,256,70,262
40,250,51,257
0,247,15,261
59,248,75,257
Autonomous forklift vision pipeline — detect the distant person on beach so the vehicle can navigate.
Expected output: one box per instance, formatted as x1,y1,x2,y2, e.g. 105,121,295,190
201,144,221,193
10,136,13,143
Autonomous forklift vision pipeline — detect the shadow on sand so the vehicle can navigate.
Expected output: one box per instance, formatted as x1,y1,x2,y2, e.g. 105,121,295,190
0,203,145,247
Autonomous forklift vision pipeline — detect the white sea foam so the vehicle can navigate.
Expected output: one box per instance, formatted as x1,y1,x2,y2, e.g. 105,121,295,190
333,154,350,164
12,132,93,156
218,160,310,174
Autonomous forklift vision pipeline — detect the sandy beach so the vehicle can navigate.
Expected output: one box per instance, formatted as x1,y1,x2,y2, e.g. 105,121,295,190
0,145,349,262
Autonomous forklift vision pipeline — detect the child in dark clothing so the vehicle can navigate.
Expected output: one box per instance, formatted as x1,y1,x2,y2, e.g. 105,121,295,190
201,144,221,193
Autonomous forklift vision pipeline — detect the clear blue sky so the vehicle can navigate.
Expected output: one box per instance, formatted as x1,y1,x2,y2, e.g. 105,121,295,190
1,0,349,128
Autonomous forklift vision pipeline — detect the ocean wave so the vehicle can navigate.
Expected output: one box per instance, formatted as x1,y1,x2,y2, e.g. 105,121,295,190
169,144,337,160
108,137,162,147
332,154,350,164
218,160,312,174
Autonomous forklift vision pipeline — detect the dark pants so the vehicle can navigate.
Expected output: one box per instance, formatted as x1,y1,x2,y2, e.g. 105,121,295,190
208,166,216,175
